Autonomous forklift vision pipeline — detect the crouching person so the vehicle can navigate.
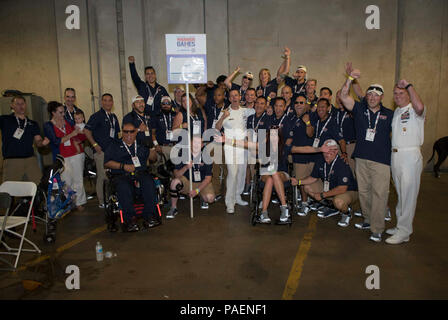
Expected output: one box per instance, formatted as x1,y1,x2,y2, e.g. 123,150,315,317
166,136,215,219
104,121,159,232
296,139,358,227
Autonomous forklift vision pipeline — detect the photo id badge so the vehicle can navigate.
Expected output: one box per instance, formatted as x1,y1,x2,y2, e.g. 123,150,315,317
132,156,141,168
166,130,173,140
144,130,150,137
365,129,375,142
64,139,71,147
110,128,115,138
147,96,154,106
13,128,24,140
323,181,330,192
313,138,320,148
194,170,201,182
193,121,201,135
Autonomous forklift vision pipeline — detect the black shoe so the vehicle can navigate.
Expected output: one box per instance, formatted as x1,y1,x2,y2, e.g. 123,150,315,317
142,219,161,230
122,223,139,232
107,223,118,233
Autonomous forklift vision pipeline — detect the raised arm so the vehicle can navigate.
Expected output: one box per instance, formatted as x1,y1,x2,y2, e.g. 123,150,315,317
276,47,291,84
224,66,240,90
340,64,361,111
128,56,145,88
397,79,424,116
346,62,364,99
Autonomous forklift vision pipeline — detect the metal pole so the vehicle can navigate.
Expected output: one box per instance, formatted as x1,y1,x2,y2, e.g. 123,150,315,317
186,82,194,219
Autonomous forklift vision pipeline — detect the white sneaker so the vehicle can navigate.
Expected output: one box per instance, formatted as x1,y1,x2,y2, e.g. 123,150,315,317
226,207,235,214
386,227,398,236
385,233,409,245
259,201,263,209
236,197,248,206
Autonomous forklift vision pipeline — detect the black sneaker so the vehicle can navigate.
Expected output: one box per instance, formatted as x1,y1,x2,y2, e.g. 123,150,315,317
317,207,339,219
123,223,139,232
201,200,209,209
142,219,161,229
355,222,370,230
107,222,118,233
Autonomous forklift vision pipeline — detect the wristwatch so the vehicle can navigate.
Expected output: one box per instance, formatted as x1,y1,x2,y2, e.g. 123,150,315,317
405,83,413,90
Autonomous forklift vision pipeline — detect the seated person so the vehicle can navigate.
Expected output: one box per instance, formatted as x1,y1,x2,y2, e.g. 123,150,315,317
166,136,215,219
296,139,358,226
104,121,158,232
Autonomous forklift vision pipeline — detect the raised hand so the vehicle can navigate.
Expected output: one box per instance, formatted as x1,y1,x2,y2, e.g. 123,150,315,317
128,56,135,63
234,66,241,74
350,69,361,79
345,62,353,76
283,47,291,58
397,79,409,89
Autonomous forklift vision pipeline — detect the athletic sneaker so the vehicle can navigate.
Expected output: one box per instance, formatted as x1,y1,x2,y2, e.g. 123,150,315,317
166,207,178,219
386,227,398,236
354,210,363,217
259,211,271,223
338,214,352,227
369,233,382,242
98,203,105,209
272,197,279,204
355,222,370,230
201,201,209,209
279,205,290,222
385,233,410,244
385,208,392,221
226,206,235,214
317,207,339,219
236,196,248,206
297,205,310,217
242,185,250,196
309,201,320,211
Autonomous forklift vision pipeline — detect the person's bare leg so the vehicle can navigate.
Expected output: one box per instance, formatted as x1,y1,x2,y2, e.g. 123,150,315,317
262,176,273,211
272,173,287,206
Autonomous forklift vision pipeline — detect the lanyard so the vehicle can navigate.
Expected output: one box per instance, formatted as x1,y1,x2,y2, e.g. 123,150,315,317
240,87,246,99
366,108,381,131
294,81,306,94
163,113,172,130
190,114,199,122
338,111,347,135
16,116,27,129
136,113,149,127
315,115,332,139
122,141,137,158
252,113,266,131
145,83,160,99
324,155,338,182
105,112,115,129
214,104,223,120
65,106,75,120
277,114,286,127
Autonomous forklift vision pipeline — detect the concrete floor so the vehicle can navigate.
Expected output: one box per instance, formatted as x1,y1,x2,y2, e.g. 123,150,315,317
0,172,447,300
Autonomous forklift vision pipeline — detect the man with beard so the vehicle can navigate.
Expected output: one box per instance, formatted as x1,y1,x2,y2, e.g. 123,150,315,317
277,47,307,96
151,96,177,163
224,67,254,106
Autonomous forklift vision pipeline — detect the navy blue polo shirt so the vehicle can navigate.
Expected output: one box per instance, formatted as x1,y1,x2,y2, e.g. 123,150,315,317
0,114,41,159
122,110,152,145
288,114,315,164
85,108,120,152
230,83,251,104
351,101,393,165
285,101,295,118
246,112,271,132
180,110,206,140
175,153,212,182
335,109,356,142
104,139,149,175
64,105,82,126
129,62,169,116
204,101,229,130
206,85,229,107
311,156,357,191
306,95,319,110
256,79,278,98
312,114,343,147
284,76,306,95
151,111,176,145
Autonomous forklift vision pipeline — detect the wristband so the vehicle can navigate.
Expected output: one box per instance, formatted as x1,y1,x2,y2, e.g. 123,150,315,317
348,75,355,81
305,121,311,126
195,188,200,194
232,138,236,147
298,179,301,186
92,143,98,147
405,83,413,90
153,140,158,146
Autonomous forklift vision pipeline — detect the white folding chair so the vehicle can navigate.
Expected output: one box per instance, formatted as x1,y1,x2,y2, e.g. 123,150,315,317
0,181,41,270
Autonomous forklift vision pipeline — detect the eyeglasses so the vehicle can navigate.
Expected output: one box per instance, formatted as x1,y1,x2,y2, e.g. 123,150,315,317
295,101,305,105
123,130,136,134
367,86,384,93
161,102,171,105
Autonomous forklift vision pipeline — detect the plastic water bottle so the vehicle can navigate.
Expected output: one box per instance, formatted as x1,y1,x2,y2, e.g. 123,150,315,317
96,241,104,262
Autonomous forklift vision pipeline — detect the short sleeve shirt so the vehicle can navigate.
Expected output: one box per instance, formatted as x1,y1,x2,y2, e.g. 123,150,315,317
104,139,149,175
85,108,121,152
0,114,40,159
311,156,357,191
391,103,425,148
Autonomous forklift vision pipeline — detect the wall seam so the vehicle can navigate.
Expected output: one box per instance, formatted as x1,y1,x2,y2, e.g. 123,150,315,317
141,0,149,66
226,0,230,74
434,0,446,140
53,0,63,102
116,0,128,115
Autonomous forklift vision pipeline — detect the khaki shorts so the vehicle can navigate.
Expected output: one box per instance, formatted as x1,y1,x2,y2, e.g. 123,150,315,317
293,162,314,179
305,180,358,211
179,176,215,197
2,157,41,185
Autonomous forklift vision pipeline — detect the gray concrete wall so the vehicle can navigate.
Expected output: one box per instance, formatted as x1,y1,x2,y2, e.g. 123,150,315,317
0,0,447,168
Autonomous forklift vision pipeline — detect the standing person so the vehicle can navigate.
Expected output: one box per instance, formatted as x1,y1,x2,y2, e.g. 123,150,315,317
151,96,177,163
215,89,255,213
173,93,207,139
224,67,254,106
63,88,83,126
256,68,279,99
277,47,308,96
305,80,319,112
0,96,49,184
172,86,185,112
335,90,356,173
44,101,87,210
84,93,121,208
244,88,257,109
340,67,393,242
281,86,295,117
123,95,153,147
386,80,425,244
128,56,169,116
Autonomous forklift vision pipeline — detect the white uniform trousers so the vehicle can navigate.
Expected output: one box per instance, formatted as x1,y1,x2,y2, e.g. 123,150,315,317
61,153,87,207
391,148,423,237
224,145,247,208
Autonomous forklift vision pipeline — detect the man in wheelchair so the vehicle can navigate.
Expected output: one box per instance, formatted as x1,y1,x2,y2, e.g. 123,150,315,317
104,121,159,232
294,139,358,227
166,136,215,219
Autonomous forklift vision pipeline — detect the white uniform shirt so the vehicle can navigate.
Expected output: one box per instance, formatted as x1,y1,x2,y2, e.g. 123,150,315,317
391,103,425,148
219,106,255,140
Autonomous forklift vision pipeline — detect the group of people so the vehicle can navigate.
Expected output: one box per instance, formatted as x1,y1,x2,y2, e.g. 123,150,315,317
0,47,426,244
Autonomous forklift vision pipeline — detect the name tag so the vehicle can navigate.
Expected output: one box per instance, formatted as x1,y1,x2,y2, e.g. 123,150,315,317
193,121,201,135
212,119,218,129
147,96,154,106
324,181,330,192
365,129,375,142
132,156,141,168
194,170,201,182
144,130,150,137
13,128,24,140
252,132,258,143
64,139,71,147
110,128,115,138
313,138,320,148
166,130,173,140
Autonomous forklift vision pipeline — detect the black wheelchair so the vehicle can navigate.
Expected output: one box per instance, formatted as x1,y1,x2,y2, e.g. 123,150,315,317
249,162,298,226
103,169,165,232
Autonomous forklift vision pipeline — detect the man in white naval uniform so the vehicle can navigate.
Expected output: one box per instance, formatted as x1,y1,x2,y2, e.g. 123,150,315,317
386,79,425,245
216,89,255,214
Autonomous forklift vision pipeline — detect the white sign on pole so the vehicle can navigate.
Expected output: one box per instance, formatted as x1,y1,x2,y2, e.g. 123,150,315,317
166,34,207,84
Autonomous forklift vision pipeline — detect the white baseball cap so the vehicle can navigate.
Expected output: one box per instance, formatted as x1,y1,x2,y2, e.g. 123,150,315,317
132,95,144,103
296,65,307,73
366,84,384,96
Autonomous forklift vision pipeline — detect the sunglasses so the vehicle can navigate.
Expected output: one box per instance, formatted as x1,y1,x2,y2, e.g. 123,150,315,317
367,86,384,93
295,101,306,105
123,130,136,134
161,101,171,105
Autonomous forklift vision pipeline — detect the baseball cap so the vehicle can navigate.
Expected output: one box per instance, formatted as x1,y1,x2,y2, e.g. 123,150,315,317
243,71,254,80
296,65,307,73
366,84,384,96
132,95,144,103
